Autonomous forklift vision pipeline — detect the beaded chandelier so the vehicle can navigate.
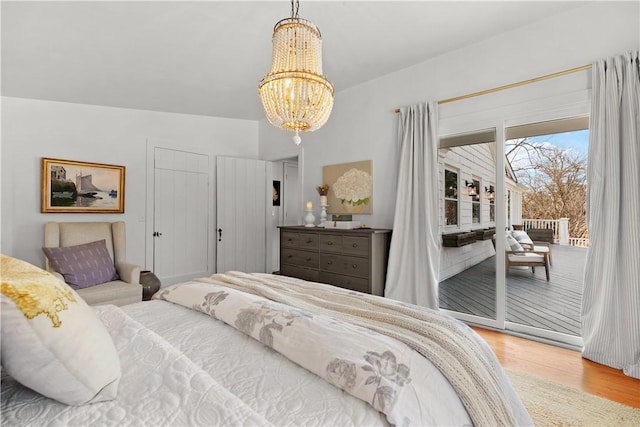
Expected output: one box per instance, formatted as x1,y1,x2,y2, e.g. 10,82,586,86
258,0,334,145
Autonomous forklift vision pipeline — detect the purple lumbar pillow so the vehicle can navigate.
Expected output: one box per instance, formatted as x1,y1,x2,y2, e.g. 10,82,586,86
43,239,119,289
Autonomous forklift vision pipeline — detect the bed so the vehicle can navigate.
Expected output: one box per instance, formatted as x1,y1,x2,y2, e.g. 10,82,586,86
1,265,533,427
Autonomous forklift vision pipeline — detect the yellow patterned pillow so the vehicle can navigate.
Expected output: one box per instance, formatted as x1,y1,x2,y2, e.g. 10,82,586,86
1,255,121,405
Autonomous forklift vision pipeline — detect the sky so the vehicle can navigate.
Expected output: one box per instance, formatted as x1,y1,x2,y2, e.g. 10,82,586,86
527,129,589,158
505,129,589,175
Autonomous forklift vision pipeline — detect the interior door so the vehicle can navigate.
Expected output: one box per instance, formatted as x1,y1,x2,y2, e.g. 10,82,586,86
283,162,300,225
153,147,210,285
216,156,267,273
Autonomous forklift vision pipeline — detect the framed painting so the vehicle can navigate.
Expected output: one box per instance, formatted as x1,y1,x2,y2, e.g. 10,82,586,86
41,158,125,213
272,180,281,206
323,160,373,215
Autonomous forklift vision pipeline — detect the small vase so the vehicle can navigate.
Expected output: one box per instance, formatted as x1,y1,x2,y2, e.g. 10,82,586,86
140,270,161,301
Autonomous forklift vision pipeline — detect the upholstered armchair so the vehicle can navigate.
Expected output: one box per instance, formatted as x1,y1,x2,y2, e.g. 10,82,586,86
44,221,142,306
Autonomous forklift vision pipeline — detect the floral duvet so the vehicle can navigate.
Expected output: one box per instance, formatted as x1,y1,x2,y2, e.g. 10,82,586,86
153,272,532,427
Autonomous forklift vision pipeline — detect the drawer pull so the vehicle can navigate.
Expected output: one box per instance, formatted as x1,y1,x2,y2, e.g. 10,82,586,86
287,254,293,258
352,243,358,248
352,264,358,269
306,258,312,262
328,241,333,245
306,239,313,244
287,238,293,242
327,261,333,265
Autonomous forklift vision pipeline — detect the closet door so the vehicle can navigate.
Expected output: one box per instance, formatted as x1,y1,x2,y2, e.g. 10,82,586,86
153,147,210,285
216,156,268,273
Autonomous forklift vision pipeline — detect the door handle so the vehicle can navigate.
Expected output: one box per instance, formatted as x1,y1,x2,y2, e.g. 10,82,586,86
218,228,223,242
153,231,162,237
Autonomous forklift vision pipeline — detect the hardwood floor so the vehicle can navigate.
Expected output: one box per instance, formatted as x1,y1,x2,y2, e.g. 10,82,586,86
473,327,640,408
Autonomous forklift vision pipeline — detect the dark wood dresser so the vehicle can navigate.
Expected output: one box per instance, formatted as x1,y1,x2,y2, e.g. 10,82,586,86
278,226,391,296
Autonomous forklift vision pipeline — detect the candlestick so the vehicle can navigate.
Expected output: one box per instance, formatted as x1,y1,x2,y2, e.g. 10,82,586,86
320,204,328,224
304,209,316,227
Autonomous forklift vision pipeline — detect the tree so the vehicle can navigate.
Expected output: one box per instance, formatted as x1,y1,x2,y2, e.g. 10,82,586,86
506,138,588,239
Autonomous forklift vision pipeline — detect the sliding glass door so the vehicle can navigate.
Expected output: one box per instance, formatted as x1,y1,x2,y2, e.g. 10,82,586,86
437,127,503,328
503,118,589,346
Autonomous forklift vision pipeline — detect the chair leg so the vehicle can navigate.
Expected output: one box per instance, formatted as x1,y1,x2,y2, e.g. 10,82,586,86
544,262,550,281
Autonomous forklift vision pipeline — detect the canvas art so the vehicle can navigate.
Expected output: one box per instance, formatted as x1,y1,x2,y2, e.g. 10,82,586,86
41,158,125,213
323,160,373,215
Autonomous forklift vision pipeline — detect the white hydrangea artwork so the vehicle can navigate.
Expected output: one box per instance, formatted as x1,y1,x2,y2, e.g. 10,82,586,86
323,160,373,214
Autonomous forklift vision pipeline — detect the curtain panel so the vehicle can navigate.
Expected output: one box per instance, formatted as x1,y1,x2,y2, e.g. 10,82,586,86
384,102,440,309
582,51,640,378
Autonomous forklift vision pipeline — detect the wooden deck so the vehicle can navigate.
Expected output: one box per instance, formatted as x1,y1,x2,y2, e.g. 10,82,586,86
439,245,587,336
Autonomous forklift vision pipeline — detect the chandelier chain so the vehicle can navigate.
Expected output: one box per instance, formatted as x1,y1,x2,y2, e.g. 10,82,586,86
290,0,300,18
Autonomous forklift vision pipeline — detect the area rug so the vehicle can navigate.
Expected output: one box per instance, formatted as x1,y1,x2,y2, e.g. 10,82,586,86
507,369,640,426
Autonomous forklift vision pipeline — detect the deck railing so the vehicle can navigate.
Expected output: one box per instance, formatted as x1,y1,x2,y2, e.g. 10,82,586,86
521,219,560,243
568,237,590,248
521,218,589,247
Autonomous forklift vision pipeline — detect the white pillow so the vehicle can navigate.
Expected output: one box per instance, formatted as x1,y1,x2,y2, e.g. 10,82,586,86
1,255,121,405
505,234,524,252
511,230,534,246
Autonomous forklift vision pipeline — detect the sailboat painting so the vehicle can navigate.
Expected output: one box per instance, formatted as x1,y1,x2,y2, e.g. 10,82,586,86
41,158,125,213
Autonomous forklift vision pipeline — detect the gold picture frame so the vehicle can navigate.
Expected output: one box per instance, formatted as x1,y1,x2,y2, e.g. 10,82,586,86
41,158,125,213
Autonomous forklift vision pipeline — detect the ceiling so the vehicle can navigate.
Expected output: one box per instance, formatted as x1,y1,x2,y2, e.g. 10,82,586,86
1,1,588,121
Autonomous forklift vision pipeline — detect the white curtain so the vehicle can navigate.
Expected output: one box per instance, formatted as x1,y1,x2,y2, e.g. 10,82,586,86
582,51,640,379
385,102,440,309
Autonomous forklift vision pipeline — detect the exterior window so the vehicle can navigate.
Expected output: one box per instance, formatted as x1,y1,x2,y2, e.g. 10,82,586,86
488,184,495,222
444,169,458,226
507,190,512,226
471,179,480,224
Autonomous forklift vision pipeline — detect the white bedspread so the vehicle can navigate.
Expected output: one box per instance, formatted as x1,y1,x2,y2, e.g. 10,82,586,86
123,301,391,427
1,305,270,427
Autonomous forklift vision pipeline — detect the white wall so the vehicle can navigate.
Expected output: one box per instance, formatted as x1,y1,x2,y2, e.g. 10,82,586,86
259,1,639,230
1,97,259,268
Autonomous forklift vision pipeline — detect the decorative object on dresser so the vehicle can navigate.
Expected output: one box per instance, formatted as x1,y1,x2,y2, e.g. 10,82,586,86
317,184,330,224
279,226,391,296
304,201,316,227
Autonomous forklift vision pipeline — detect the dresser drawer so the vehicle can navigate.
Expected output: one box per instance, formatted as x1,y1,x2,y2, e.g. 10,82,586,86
281,265,319,282
281,231,299,248
319,235,342,252
341,236,369,256
320,272,370,294
319,254,369,279
298,233,319,250
281,248,318,268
